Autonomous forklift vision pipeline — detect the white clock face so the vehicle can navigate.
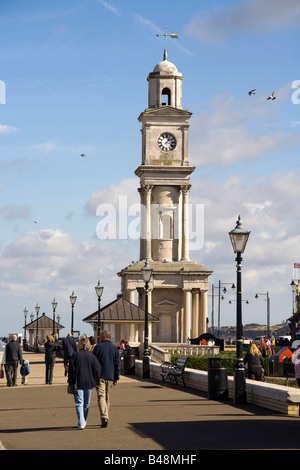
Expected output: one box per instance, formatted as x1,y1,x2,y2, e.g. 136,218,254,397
158,133,176,152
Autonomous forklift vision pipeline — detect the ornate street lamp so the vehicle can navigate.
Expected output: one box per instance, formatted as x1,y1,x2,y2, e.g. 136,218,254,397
57,315,61,338
141,260,153,379
255,292,270,336
70,291,77,335
217,281,235,337
23,307,28,350
35,303,40,352
95,280,104,341
30,313,34,346
290,280,296,341
52,298,58,336
229,215,250,404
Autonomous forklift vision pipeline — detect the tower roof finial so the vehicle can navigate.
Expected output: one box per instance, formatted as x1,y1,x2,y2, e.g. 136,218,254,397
156,24,179,61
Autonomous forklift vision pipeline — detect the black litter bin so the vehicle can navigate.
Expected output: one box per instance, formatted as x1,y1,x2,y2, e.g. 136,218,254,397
207,356,228,400
123,349,135,375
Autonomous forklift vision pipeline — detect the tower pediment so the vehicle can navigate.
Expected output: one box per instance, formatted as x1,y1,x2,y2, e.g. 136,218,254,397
138,106,192,122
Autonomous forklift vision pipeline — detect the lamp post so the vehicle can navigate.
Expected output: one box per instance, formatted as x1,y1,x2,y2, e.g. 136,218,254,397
217,281,235,337
229,215,250,404
23,307,28,350
255,292,270,336
30,313,34,345
141,260,153,379
70,291,77,335
290,280,296,341
209,285,218,334
35,303,40,352
52,298,58,336
95,280,104,341
57,315,61,338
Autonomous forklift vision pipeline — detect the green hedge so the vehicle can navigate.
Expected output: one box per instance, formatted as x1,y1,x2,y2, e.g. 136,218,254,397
171,351,269,375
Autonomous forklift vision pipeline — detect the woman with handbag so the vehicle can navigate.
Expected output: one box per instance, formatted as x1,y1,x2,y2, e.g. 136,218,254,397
68,335,101,430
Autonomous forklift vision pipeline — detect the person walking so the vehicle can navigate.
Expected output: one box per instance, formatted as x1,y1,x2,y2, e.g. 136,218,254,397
20,359,30,385
44,335,57,384
244,342,265,381
5,335,22,387
89,336,96,352
68,335,101,430
93,330,121,428
62,333,78,376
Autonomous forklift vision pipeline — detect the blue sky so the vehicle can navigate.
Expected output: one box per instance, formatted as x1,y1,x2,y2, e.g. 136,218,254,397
0,0,300,337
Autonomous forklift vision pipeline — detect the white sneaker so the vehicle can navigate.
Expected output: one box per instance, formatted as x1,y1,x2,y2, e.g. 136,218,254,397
78,424,86,430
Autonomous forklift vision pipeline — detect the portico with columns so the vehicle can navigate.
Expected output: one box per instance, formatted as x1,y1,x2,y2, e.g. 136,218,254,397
119,51,212,343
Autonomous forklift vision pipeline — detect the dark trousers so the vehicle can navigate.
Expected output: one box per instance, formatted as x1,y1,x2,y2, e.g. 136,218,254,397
45,358,55,384
64,357,71,376
248,367,263,381
6,360,18,386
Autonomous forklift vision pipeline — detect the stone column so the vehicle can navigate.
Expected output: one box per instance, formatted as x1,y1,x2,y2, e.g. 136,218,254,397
125,289,135,304
183,289,191,342
191,289,199,339
138,187,145,260
177,187,183,262
181,185,191,261
145,185,153,260
199,290,208,335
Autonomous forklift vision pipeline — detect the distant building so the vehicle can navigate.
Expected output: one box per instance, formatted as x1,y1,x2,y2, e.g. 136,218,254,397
82,296,159,348
24,313,64,345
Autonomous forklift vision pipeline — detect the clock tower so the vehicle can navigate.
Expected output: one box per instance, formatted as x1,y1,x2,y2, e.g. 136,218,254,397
119,53,212,343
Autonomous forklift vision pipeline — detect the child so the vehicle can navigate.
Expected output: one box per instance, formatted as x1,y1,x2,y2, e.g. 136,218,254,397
20,359,30,385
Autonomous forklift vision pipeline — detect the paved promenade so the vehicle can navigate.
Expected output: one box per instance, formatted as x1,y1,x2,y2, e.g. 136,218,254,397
0,352,300,453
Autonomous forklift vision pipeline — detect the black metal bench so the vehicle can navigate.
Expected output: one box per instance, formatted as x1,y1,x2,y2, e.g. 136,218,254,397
160,356,188,387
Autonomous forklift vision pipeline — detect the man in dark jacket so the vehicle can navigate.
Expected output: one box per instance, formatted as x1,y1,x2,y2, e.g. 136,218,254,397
5,335,22,386
93,330,120,428
62,333,78,376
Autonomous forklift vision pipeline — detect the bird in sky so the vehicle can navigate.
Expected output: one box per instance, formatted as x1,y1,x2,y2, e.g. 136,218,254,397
81,153,86,157
248,89,256,95
267,92,276,100
33,221,37,224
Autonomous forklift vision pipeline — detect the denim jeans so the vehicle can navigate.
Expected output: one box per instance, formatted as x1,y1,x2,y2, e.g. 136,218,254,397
74,388,92,427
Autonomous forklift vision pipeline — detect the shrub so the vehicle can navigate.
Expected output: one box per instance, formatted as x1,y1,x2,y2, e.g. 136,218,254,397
170,351,269,376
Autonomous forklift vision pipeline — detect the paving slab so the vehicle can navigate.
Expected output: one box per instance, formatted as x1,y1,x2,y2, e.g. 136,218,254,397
0,352,300,453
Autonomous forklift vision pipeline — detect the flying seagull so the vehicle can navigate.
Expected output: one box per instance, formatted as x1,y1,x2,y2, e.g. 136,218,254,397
248,89,256,95
267,92,276,100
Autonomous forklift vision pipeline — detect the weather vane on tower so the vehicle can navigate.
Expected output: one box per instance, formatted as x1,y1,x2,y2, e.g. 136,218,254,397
156,25,179,61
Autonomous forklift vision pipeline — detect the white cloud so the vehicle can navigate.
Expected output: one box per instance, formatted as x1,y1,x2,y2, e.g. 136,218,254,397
185,0,300,44
85,178,138,216
31,141,58,152
189,94,297,167
98,0,120,16
0,124,18,134
189,169,300,324
0,227,136,334
0,204,31,220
